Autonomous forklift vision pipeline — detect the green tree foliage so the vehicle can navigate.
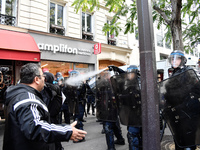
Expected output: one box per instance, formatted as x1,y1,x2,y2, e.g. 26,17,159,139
183,22,200,53
72,0,200,52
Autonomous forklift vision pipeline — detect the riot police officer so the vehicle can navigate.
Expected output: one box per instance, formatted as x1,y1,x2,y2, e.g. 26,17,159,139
53,72,63,85
126,65,142,150
164,50,197,150
61,71,77,124
110,65,142,150
96,70,125,150
68,70,87,143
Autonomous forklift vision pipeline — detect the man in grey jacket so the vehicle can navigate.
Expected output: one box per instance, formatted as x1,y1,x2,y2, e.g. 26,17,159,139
3,63,87,150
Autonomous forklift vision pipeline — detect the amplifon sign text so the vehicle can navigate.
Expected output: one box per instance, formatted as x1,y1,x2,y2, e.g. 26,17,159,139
38,43,91,56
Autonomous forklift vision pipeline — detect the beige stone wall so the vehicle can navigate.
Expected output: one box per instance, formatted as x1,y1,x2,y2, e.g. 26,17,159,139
18,0,48,32
67,0,81,38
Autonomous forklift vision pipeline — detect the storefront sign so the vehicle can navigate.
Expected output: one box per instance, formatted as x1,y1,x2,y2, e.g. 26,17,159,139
94,43,101,54
38,43,91,56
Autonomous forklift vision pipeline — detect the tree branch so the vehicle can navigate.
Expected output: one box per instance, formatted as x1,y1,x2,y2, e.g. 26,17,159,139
153,5,171,25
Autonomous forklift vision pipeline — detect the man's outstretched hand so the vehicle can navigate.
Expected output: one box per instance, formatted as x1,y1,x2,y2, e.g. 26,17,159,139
70,121,87,142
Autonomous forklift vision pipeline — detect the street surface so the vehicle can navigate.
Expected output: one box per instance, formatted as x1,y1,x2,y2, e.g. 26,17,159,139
0,114,199,150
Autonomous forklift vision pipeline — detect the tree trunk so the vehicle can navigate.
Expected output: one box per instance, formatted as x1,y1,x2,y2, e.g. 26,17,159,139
170,0,184,51
170,21,184,51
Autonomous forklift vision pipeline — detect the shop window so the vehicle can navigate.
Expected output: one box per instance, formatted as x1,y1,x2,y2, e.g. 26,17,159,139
50,2,65,35
0,0,17,26
74,63,89,74
75,63,88,68
107,20,116,46
41,60,91,78
0,64,13,119
82,12,93,41
41,61,72,77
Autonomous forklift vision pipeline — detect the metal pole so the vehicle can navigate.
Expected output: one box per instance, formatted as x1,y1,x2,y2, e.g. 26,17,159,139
136,0,160,149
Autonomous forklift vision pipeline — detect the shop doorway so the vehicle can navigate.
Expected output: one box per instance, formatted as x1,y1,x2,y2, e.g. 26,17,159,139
99,60,124,70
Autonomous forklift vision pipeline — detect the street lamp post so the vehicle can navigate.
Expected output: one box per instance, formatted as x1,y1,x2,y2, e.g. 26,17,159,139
136,0,160,149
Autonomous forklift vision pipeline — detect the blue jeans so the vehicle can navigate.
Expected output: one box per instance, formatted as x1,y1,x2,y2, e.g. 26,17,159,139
103,119,124,150
87,95,95,113
127,126,142,150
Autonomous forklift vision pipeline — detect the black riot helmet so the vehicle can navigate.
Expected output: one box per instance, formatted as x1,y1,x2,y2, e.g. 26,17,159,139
168,50,187,68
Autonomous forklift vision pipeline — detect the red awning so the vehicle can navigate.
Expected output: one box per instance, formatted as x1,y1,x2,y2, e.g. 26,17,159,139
0,29,40,62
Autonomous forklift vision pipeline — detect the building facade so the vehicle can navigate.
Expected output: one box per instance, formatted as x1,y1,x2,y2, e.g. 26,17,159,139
16,0,132,71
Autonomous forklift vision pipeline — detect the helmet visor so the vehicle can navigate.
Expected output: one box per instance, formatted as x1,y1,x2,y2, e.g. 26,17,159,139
168,55,183,68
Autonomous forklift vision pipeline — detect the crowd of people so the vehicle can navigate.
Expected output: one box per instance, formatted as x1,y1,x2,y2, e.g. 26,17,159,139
2,49,200,150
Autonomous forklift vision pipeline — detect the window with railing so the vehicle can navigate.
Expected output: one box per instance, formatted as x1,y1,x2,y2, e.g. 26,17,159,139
0,0,16,26
50,2,65,35
107,20,116,46
82,12,93,41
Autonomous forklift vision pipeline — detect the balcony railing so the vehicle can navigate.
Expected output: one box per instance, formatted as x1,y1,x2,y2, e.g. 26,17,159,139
82,31,93,41
50,24,65,36
0,14,16,26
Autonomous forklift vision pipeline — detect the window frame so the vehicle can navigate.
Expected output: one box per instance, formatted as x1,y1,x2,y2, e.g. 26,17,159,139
82,12,93,41
49,1,66,35
82,12,93,33
50,2,64,26
107,19,117,46
0,0,17,16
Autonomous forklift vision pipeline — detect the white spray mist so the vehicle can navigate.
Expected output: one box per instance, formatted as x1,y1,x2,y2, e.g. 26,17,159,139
65,68,108,86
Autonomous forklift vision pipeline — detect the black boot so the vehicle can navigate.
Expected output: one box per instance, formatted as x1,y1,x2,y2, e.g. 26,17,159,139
114,138,125,145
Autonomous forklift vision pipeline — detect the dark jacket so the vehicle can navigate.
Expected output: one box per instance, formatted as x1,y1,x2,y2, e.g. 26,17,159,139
41,83,62,123
3,84,72,150
86,83,95,96
171,66,190,76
